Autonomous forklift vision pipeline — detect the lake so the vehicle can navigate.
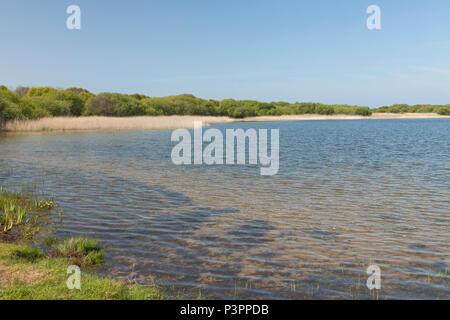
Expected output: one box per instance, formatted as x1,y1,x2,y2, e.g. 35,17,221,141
0,119,449,299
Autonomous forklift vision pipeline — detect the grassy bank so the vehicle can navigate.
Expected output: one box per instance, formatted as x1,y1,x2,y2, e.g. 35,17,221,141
0,187,163,300
0,242,163,300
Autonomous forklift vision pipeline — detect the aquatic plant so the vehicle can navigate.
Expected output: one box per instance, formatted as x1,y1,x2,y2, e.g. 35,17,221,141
0,242,163,300
55,237,105,267
0,186,57,240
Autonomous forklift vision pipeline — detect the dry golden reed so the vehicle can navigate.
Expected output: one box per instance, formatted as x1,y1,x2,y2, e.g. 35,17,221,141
4,116,234,132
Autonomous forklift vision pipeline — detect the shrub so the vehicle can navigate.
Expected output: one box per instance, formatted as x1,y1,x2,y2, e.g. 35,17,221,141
141,97,175,115
0,86,20,104
25,87,58,98
0,98,23,123
437,106,450,115
23,96,71,117
355,107,372,116
110,94,146,117
256,102,276,115
86,94,116,116
294,102,316,114
315,104,335,115
52,90,85,116
18,99,51,119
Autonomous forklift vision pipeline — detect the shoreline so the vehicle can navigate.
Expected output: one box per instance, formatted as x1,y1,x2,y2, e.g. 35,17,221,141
238,113,450,122
0,242,163,300
2,113,449,133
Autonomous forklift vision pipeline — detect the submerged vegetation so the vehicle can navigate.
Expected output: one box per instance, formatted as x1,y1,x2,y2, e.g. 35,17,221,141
1,85,446,127
0,187,57,240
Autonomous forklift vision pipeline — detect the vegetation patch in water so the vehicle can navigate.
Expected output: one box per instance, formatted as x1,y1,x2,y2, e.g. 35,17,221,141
53,237,105,268
0,187,58,241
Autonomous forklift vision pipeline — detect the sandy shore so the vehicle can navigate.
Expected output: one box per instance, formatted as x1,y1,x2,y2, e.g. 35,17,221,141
240,113,450,122
3,113,449,132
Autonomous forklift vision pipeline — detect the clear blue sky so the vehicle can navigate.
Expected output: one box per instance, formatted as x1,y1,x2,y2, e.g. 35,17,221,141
1,0,450,107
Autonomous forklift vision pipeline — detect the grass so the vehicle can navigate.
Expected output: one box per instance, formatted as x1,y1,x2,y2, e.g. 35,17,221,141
0,242,163,300
0,187,57,240
54,237,105,268
0,186,163,300
11,246,44,263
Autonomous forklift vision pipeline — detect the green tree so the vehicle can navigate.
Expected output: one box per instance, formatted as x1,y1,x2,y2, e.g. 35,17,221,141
26,87,59,98
86,94,117,116
0,97,23,123
437,106,450,115
315,104,335,115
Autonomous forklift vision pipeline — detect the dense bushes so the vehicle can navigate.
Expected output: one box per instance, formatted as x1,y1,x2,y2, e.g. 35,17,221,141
0,97,22,122
375,104,450,114
1,85,450,125
0,86,22,123
437,106,450,115
86,94,116,116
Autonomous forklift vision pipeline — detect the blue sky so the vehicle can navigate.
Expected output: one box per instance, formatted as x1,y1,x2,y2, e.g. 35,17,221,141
1,0,450,107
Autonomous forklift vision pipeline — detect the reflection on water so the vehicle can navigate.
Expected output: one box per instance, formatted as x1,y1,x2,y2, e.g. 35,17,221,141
0,119,449,299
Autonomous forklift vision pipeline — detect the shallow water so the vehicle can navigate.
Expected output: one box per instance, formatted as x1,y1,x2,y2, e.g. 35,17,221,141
0,119,449,299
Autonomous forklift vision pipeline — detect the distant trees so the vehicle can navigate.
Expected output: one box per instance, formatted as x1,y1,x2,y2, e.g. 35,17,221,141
294,102,316,114
86,94,116,116
315,104,335,115
26,87,59,98
14,86,30,98
23,97,71,116
0,86,22,123
0,96,22,123
1,85,449,126
437,106,450,115
375,104,450,114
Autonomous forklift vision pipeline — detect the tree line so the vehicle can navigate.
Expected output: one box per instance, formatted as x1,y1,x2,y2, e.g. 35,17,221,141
1,85,449,125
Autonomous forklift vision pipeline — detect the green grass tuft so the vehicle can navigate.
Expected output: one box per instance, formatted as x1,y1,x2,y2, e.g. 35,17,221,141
11,247,44,263
56,237,105,267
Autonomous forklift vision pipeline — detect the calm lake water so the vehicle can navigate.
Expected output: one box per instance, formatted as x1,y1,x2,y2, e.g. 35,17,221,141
0,119,449,299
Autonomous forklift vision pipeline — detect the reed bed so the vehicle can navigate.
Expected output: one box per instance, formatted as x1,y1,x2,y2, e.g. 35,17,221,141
4,116,234,132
